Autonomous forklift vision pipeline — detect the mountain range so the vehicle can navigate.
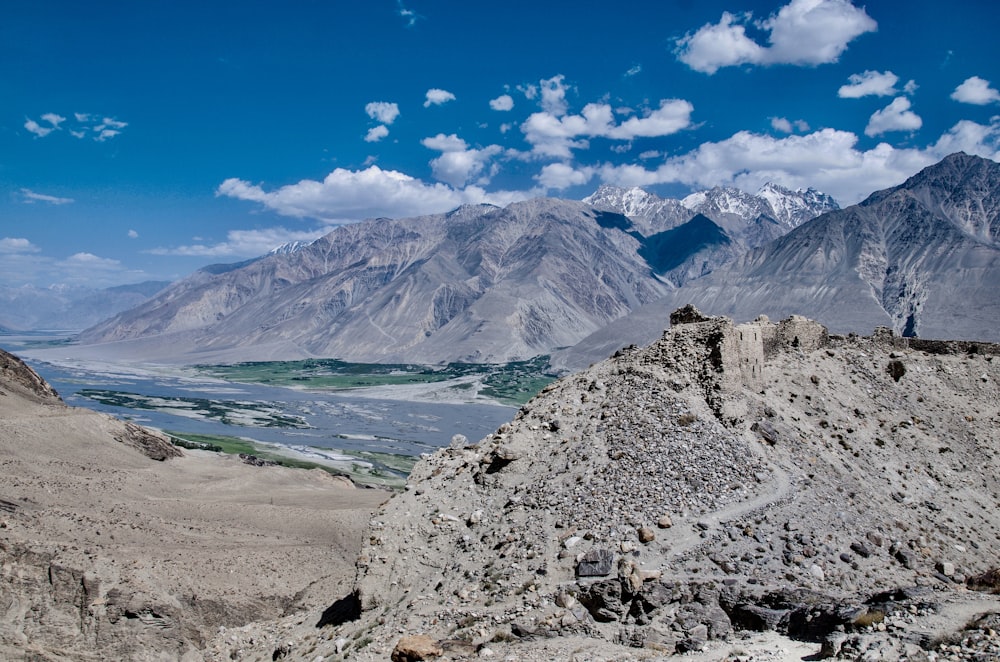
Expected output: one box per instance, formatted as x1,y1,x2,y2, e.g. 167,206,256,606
0,281,171,332
75,183,834,364
74,153,999,367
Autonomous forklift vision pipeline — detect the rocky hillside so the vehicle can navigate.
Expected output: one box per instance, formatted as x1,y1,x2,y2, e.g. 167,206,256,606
239,308,1000,661
558,153,1000,371
0,348,385,661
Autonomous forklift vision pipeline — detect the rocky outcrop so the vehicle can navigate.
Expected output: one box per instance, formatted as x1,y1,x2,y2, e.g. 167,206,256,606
318,308,1000,660
0,348,60,402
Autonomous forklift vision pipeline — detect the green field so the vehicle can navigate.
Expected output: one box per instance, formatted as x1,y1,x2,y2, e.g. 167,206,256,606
196,355,556,406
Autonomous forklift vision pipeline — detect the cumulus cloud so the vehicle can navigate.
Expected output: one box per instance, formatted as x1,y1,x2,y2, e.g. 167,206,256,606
149,226,335,258
421,134,503,188
675,11,764,75
520,99,694,158
20,189,74,205
677,0,876,74
838,70,900,98
0,237,41,253
575,119,1000,206
771,117,794,133
536,163,595,190
365,101,400,124
951,76,1000,105
365,125,390,142
489,94,514,111
128,229,139,239
865,97,922,137
539,75,571,115
424,88,456,107
217,165,532,221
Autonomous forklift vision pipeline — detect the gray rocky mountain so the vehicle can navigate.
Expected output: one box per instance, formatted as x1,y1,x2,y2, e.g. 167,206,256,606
0,280,171,331
77,199,673,364
558,153,1000,372
209,308,1000,661
585,182,838,286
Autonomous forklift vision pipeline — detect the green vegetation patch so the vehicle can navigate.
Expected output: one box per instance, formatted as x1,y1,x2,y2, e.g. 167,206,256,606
164,430,413,489
196,355,558,405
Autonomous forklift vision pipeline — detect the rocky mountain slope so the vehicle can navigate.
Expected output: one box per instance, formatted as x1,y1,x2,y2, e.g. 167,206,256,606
585,183,838,286
559,153,1000,372
0,348,386,661
222,308,1000,661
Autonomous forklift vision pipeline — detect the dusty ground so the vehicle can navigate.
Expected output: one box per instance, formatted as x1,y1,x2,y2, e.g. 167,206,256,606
0,349,388,661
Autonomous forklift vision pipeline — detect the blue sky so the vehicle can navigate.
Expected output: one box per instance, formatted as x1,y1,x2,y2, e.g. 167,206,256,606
4,0,1000,288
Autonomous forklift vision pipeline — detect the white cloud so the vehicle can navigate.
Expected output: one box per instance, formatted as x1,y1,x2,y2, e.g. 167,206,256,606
625,64,642,77
638,150,662,160
676,11,764,74
25,112,127,141
539,75,570,115
41,113,66,128
20,189,74,205
64,252,121,269
677,0,876,74
365,125,390,142
489,94,514,111
0,237,41,253
771,117,793,133
421,133,503,188
128,229,139,239
424,88,456,107
838,70,900,98
365,101,400,124
84,116,128,142
24,118,56,137
397,0,421,27
607,99,694,139
951,76,1000,105
583,119,1000,206
772,117,811,134
536,163,595,190
865,97,922,137
520,99,693,158
217,165,532,221
149,226,335,258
